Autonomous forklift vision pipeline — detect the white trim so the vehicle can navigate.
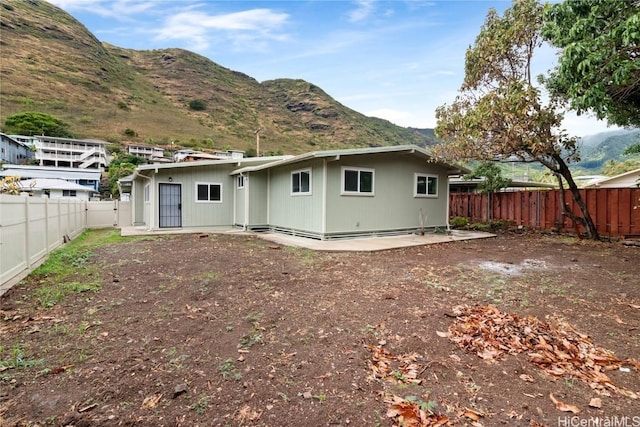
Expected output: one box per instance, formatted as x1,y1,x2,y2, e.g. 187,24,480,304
414,173,438,198
291,168,312,196
244,174,249,229
321,159,327,236
195,182,223,203
341,166,375,196
143,183,150,202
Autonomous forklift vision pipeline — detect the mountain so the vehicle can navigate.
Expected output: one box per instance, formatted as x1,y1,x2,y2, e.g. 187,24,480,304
0,0,437,155
575,129,640,171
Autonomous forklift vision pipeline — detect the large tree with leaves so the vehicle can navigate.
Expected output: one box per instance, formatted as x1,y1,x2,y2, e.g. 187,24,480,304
542,0,640,128
3,112,74,138
434,0,599,239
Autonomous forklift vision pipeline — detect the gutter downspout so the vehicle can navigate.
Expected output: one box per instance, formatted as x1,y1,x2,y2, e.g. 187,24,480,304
243,173,249,231
446,173,451,232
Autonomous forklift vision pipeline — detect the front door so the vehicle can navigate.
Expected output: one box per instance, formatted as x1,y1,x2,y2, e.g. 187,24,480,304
159,183,181,228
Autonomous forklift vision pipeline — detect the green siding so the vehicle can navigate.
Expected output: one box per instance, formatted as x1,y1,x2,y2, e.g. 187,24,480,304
324,154,449,235
248,170,269,227
267,159,325,235
153,165,236,228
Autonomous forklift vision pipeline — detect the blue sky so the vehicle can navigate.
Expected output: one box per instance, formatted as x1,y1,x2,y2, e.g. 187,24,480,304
49,0,619,137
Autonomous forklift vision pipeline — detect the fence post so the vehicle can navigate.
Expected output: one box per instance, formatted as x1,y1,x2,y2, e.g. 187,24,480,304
24,196,31,269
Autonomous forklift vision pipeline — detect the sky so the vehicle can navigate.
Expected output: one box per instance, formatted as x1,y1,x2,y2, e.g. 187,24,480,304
48,0,621,138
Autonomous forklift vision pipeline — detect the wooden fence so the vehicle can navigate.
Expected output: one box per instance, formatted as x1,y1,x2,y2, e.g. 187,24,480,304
449,188,640,238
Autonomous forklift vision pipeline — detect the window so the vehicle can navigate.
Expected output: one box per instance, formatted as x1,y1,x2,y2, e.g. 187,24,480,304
237,175,245,189
196,183,222,202
62,190,77,197
291,169,311,195
342,167,374,195
144,184,150,202
415,173,438,197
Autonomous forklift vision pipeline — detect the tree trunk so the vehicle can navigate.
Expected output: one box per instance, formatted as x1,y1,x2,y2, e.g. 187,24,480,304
554,154,599,240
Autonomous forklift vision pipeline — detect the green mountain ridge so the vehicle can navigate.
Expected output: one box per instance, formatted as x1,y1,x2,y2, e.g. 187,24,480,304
0,0,437,155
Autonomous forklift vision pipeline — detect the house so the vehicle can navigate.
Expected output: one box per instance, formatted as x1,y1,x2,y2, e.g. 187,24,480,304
129,145,467,240
584,168,640,188
126,143,168,163
449,176,557,193
17,178,96,200
174,149,245,162
0,164,102,192
0,133,33,165
10,135,109,170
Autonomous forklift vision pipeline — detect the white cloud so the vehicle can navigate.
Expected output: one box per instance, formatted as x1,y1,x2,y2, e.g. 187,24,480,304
348,0,375,23
49,0,155,19
153,8,290,52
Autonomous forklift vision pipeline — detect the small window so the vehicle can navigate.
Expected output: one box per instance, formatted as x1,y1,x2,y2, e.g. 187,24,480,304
62,190,77,197
196,182,222,202
237,175,245,189
144,184,150,202
291,169,311,195
342,167,374,195
415,173,438,197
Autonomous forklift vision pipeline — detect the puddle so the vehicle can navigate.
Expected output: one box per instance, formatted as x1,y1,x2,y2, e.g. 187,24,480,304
477,259,549,276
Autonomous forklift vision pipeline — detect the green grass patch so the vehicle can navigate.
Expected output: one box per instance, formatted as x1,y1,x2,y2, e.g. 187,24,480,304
0,346,44,370
29,229,147,308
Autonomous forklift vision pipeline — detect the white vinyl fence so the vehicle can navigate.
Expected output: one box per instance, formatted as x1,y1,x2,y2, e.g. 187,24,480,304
0,195,131,292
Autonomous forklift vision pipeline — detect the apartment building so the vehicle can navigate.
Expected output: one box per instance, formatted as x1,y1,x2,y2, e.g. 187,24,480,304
11,135,109,170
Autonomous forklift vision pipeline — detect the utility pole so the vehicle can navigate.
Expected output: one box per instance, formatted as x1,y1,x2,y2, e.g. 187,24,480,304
254,127,261,157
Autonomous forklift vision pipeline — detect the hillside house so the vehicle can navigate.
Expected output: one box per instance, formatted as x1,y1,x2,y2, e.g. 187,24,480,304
128,145,467,239
126,143,169,163
10,135,108,170
0,133,33,165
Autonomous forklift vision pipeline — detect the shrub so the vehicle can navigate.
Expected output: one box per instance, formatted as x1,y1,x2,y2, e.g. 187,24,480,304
123,128,137,137
450,216,470,228
189,99,207,111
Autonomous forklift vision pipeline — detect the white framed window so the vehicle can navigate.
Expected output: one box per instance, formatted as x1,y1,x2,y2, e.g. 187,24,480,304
341,167,374,195
196,182,222,203
414,173,438,197
143,184,150,202
62,190,77,197
291,169,311,195
237,175,245,189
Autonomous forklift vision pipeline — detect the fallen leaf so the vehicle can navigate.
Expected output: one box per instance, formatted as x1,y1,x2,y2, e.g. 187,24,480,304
141,394,162,409
436,330,450,338
519,374,535,382
461,408,482,421
588,397,602,408
629,304,640,310
549,393,580,414
614,315,626,324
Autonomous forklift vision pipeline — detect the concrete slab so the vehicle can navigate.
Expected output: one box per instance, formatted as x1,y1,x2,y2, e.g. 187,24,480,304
257,230,495,251
120,226,495,251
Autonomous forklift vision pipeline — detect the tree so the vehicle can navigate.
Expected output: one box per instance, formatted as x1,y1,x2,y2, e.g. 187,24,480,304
542,0,640,127
3,112,73,137
434,0,600,239
107,154,147,199
463,162,512,194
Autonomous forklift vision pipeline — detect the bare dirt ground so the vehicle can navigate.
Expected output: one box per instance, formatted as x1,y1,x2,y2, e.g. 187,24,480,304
1,229,639,426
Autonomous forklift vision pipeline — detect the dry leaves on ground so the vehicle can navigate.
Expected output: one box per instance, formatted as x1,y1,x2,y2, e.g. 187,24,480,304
439,305,640,399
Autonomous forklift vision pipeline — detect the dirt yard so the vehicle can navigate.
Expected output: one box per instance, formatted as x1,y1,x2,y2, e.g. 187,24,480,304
0,229,638,426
